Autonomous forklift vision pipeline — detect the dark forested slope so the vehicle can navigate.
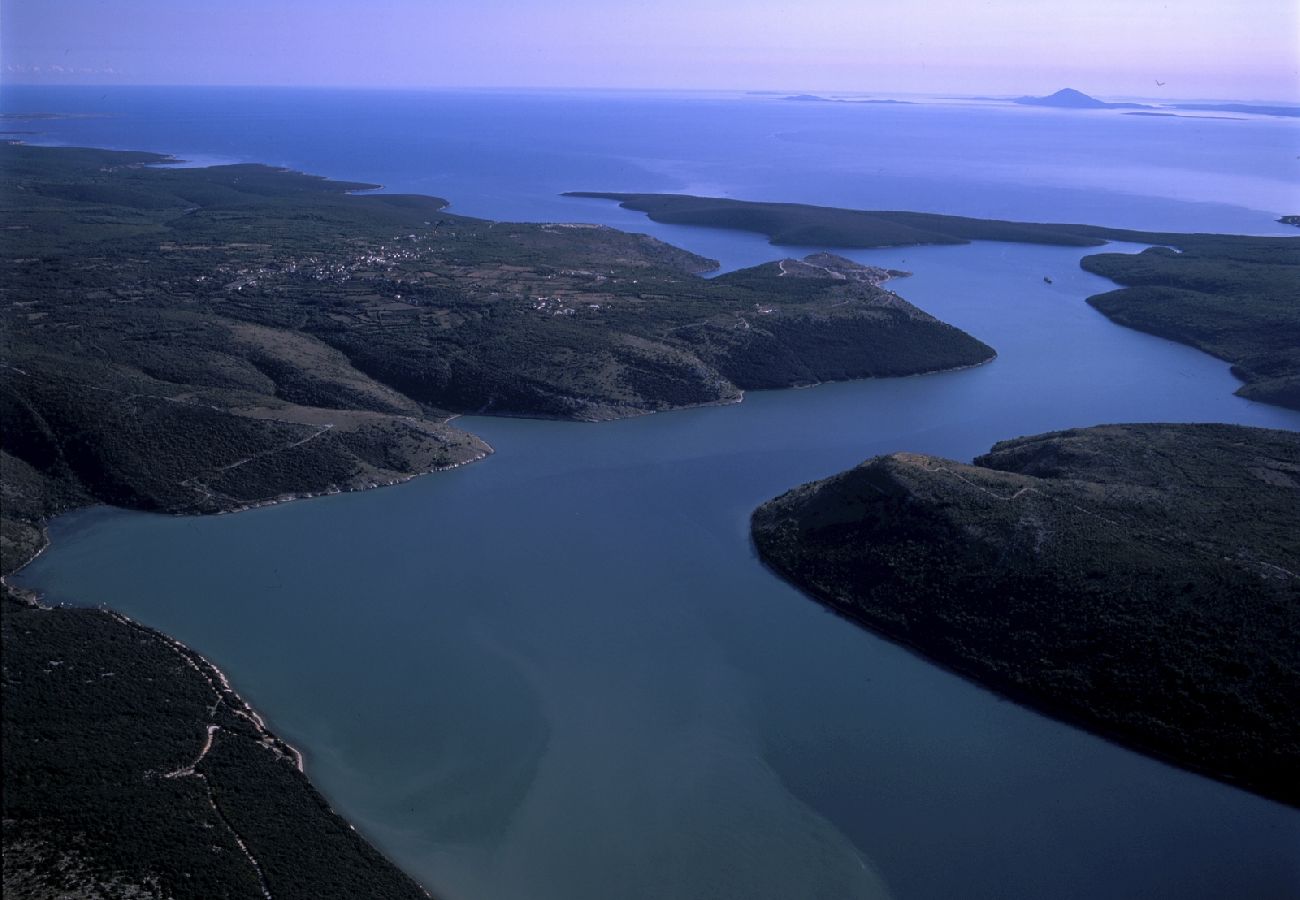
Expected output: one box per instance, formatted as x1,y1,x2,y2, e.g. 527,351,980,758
1,144,998,896
2,145,995,566
2,586,436,899
1082,242,1300,409
573,192,1300,409
752,424,1300,806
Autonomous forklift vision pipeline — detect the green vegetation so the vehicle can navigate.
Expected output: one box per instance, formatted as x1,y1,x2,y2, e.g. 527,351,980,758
1,145,998,894
1,145,994,570
572,192,1300,409
567,191,1298,252
1082,243,1300,409
752,424,1300,806
2,585,434,899
567,191,1133,247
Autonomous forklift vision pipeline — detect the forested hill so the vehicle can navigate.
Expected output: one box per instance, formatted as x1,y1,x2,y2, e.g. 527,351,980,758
1,143,996,898
752,423,1300,806
571,192,1300,409
1,144,995,571
564,191,1289,250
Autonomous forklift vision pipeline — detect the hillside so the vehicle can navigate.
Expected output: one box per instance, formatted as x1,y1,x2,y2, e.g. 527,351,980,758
1,145,996,569
2,585,436,900
0,144,997,895
573,192,1300,409
752,424,1300,806
1081,243,1300,409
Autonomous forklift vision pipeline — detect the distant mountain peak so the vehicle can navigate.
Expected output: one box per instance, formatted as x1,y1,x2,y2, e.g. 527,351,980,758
1014,88,1150,110
1016,88,1108,108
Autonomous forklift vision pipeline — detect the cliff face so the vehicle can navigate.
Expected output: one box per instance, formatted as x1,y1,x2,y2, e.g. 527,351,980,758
752,423,1300,806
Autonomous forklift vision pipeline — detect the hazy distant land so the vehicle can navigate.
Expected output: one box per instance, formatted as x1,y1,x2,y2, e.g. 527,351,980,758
1013,88,1151,109
1011,89,1299,118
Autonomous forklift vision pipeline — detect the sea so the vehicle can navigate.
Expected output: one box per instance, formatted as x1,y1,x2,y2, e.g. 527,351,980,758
5,86,1300,900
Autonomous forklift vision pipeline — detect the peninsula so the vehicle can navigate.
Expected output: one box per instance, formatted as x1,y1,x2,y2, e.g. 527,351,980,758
5,144,1296,893
1,143,995,896
571,192,1300,409
2,145,995,565
752,423,1300,806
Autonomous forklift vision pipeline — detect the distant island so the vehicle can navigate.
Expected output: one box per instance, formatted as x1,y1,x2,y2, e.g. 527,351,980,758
1122,111,1243,120
571,192,1300,410
752,423,1300,806
1014,88,1151,109
1009,89,1299,119
783,94,911,105
1170,102,1300,119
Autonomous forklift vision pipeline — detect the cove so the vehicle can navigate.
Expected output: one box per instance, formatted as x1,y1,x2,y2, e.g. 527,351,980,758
16,236,1300,900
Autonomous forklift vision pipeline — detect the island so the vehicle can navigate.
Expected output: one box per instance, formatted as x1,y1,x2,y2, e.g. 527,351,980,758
570,192,1300,409
1007,90,1297,119
1013,88,1150,109
782,94,911,105
1,143,996,896
1169,102,1300,119
751,423,1300,806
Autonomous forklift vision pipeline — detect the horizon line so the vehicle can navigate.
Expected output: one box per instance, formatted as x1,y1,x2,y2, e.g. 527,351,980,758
2,82,1298,107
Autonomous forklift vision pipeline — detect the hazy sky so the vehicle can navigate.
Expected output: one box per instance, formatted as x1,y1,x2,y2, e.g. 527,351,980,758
3,0,1298,100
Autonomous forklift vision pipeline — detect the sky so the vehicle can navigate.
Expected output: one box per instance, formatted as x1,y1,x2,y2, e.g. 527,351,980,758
3,0,1298,101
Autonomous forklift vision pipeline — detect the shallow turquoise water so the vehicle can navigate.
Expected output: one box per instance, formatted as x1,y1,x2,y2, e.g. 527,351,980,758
8,88,1300,899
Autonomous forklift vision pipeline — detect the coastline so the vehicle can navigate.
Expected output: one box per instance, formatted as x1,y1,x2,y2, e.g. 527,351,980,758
2,561,439,894
101,608,306,774
750,425,1300,810
3,92,1296,899
754,547,1296,810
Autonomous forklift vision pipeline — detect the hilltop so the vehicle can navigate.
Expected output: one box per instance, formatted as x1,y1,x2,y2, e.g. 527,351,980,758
1014,88,1149,109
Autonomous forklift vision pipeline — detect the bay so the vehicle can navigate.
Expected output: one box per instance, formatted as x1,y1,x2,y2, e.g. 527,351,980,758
8,87,1300,899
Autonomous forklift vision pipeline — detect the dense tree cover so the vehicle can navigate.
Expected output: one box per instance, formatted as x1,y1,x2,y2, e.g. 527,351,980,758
1,145,994,572
1082,242,1300,409
2,587,434,899
573,193,1300,409
1,145,999,895
567,191,1298,253
752,424,1300,806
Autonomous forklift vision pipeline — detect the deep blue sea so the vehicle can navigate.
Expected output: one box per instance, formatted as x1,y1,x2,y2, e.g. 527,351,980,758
6,86,1300,900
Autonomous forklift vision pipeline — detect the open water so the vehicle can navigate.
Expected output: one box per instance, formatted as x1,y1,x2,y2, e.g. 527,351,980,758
7,87,1300,899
